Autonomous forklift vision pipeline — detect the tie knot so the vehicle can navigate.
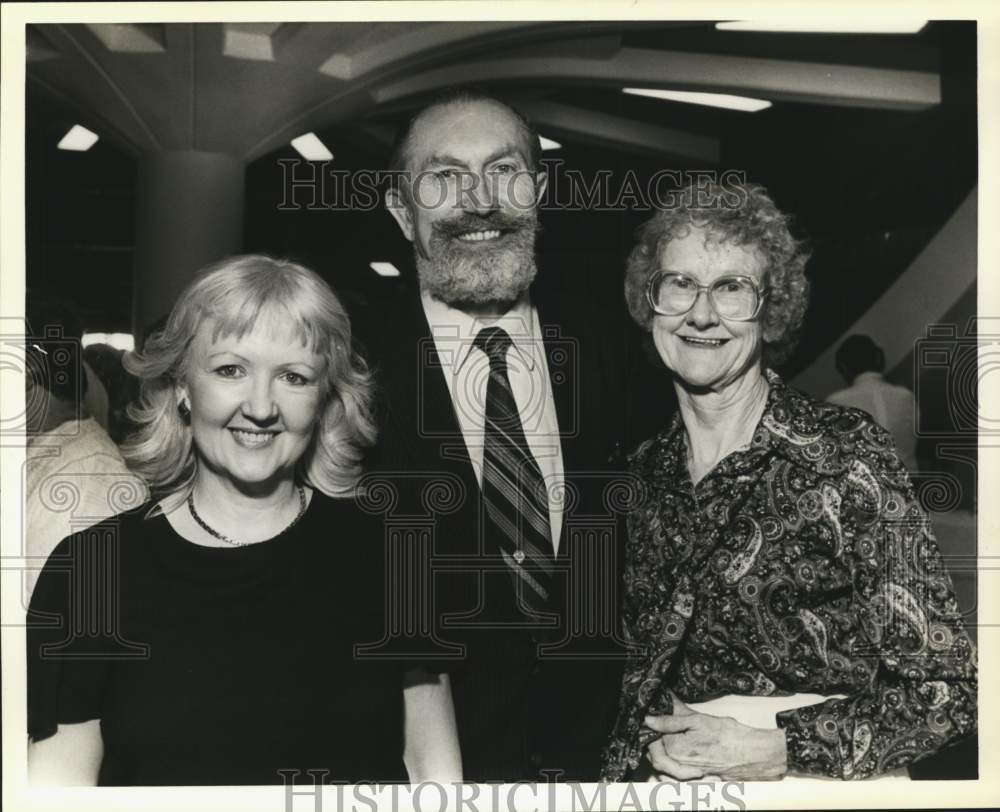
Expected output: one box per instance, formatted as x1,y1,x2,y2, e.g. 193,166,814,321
474,326,512,367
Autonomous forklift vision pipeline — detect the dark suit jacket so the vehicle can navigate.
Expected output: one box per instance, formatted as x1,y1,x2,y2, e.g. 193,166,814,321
356,283,660,781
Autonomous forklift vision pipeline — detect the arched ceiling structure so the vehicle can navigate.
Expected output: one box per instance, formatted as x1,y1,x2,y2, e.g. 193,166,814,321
27,20,943,165
24,19,976,393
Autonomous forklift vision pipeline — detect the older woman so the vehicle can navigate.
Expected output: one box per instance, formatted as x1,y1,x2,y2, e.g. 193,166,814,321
27,255,460,785
602,182,976,782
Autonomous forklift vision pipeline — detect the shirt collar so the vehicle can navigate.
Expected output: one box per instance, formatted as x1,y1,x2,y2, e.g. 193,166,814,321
758,368,842,470
853,371,885,384
644,369,834,487
419,290,540,375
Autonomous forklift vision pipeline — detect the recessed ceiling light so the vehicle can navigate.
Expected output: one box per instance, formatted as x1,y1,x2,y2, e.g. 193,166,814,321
539,136,562,151
82,332,135,352
622,88,772,112
290,132,333,161
370,262,401,277
715,21,927,34
57,124,99,151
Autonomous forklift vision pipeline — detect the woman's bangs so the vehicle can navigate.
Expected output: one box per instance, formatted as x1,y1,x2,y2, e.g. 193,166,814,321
203,285,322,352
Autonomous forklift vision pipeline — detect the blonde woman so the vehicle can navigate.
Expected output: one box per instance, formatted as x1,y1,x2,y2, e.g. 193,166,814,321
27,255,460,785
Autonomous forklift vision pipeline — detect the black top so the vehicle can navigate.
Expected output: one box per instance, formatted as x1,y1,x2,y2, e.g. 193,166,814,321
27,493,408,785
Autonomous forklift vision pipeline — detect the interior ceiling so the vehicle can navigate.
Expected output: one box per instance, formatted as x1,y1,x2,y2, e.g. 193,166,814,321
25,20,976,383
27,20,945,164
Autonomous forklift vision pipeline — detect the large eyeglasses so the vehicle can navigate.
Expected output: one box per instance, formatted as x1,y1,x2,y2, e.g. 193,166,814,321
646,271,768,321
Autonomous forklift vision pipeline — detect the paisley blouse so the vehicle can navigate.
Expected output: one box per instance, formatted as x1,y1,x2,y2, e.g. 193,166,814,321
601,371,977,781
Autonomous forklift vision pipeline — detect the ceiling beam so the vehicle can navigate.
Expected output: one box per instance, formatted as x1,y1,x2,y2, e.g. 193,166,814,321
36,24,164,153
515,100,720,163
84,23,167,54
243,22,659,160
374,46,941,111
318,22,548,81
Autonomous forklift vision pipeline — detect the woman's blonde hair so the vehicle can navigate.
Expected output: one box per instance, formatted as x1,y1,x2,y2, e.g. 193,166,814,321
122,255,376,511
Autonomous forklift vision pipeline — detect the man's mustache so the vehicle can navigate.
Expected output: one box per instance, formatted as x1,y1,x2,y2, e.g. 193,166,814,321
432,211,536,239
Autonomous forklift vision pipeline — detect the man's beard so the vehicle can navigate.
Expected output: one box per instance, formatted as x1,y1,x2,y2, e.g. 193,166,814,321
415,211,540,309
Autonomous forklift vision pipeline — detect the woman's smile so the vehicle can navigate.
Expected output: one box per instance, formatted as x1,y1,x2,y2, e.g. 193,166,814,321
180,316,325,491
651,227,766,393
228,427,280,449
677,335,730,348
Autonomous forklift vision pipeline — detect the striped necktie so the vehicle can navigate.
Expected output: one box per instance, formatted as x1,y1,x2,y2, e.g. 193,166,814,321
474,326,555,620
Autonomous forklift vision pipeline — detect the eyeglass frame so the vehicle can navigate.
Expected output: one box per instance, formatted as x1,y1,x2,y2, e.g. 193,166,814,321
645,270,770,322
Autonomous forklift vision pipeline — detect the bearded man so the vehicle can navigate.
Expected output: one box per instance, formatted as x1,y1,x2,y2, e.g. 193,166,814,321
363,90,644,781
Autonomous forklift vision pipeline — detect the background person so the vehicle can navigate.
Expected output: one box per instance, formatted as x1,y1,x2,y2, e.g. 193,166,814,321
84,342,142,445
24,292,145,600
828,334,919,472
27,255,460,786
602,181,976,782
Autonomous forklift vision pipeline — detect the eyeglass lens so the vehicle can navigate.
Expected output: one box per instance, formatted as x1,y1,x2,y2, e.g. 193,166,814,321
653,274,759,319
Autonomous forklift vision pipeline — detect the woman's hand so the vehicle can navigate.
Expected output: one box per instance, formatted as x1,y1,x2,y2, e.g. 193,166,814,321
643,696,788,781
28,720,103,785
402,668,462,783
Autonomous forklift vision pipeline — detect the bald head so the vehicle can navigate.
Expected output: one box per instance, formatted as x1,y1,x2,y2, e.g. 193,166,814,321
389,91,542,178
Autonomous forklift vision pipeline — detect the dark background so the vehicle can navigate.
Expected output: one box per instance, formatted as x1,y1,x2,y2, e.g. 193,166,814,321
26,21,977,378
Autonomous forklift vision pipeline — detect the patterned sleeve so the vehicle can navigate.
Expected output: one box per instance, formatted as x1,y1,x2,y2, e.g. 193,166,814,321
600,437,679,781
776,417,977,779
619,436,676,677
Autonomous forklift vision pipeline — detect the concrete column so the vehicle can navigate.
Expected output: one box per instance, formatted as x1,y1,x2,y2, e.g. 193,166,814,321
132,150,245,336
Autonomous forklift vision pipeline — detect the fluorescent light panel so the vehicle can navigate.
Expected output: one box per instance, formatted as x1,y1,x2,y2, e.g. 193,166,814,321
290,132,333,161
57,124,99,151
370,262,401,278
622,88,771,112
82,332,135,352
539,136,562,151
716,21,927,34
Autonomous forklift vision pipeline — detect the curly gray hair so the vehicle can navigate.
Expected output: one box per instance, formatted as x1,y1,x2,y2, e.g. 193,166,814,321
624,180,811,367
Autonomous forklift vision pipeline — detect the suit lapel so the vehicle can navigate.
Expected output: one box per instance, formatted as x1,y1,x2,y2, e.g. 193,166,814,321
535,294,581,561
378,288,618,565
378,292,476,480
535,293,583,478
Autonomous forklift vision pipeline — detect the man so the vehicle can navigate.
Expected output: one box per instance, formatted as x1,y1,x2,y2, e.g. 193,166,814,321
827,334,919,471
364,90,646,781
23,294,146,599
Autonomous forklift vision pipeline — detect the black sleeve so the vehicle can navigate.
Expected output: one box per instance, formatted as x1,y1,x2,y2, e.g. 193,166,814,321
334,496,462,676
27,530,132,741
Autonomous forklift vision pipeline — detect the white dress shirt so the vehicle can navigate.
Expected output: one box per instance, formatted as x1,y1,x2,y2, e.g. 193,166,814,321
421,291,565,553
25,417,147,600
827,371,919,471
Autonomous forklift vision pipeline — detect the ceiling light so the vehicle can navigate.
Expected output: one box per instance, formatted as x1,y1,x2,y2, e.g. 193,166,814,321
57,124,99,151
290,132,333,161
82,332,135,352
715,21,927,34
370,262,401,277
539,136,562,151
622,88,771,112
